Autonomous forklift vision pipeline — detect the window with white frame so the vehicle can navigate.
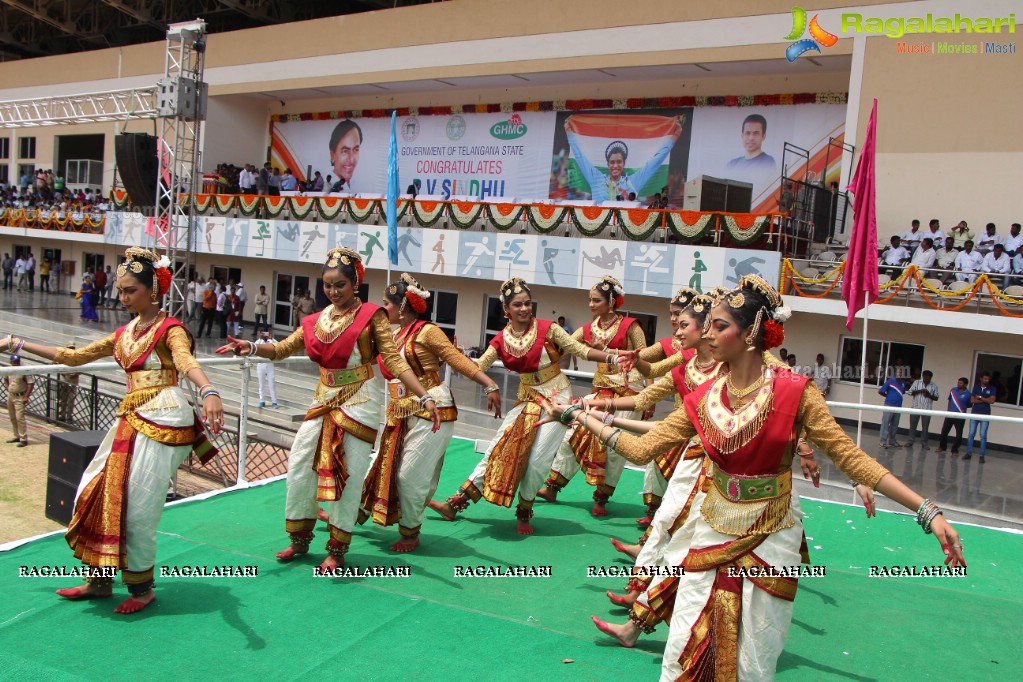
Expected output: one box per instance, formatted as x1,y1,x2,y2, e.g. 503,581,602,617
974,352,1022,408
837,336,925,386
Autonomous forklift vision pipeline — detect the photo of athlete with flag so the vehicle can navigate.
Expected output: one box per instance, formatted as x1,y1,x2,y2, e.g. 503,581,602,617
551,109,691,202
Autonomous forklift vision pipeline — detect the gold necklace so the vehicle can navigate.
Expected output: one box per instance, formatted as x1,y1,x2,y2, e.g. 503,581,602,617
726,370,766,400
693,353,715,371
132,311,164,339
502,317,537,358
589,313,621,350
314,301,362,343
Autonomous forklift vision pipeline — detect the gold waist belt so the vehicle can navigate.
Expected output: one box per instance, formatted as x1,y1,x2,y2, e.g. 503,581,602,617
387,371,442,399
711,466,792,503
125,369,178,394
319,363,374,389
519,363,561,387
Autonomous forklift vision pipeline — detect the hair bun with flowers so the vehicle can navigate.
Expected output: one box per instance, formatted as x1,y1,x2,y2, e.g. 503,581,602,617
400,273,430,314
500,277,531,306
671,287,698,309
325,246,364,287
597,275,625,309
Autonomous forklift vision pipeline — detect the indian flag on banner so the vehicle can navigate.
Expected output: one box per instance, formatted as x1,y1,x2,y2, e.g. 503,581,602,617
562,113,684,202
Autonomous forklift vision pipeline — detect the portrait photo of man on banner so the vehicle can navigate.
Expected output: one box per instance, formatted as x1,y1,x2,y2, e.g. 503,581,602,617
550,108,692,203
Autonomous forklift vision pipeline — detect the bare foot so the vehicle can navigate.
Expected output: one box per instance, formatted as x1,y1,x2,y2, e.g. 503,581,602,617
592,615,640,648
318,555,343,573
517,519,534,535
427,500,456,521
591,501,608,517
56,583,112,600
536,486,558,503
275,544,309,561
635,515,653,526
609,537,641,560
389,536,420,553
606,590,639,608
114,590,156,614
317,507,329,522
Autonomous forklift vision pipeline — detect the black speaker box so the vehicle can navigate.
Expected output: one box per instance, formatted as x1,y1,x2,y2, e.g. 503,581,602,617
47,430,105,485
114,133,159,208
45,476,78,526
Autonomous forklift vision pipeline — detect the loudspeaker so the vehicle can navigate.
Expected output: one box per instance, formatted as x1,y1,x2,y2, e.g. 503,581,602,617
115,133,158,208
45,430,105,525
683,175,753,213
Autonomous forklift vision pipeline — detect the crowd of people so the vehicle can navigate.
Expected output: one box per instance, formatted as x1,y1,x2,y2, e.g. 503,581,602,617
2,170,109,212
210,162,343,196
879,218,1023,288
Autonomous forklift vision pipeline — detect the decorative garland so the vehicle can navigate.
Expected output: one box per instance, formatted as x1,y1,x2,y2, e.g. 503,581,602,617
570,206,615,236
666,211,715,243
347,197,379,224
263,195,288,218
0,207,106,232
486,203,524,230
379,198,409,224
722,214,772,246
289,196,316,221
237,194,262,217
213,195,236,216
317,196,346,221
193,194,214,213
526,204,568,233
447,201,485,229
411,200,446,228
271,91,848,122
111,190,130,209
619,208,663,241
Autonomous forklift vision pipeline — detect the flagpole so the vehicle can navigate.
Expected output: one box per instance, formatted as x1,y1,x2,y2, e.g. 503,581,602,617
855,289,869,447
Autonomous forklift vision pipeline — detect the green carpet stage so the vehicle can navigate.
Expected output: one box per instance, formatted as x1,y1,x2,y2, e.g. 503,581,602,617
1,438,1019,681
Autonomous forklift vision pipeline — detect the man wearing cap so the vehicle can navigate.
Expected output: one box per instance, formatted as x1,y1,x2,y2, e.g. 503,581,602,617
5,355,34,446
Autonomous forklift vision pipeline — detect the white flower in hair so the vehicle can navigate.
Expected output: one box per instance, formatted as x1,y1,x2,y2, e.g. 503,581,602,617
155,255,171,270
407,284,431,300
772,305,792,322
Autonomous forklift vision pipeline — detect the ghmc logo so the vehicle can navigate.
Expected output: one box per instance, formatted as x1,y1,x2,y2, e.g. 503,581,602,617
784,7,838,62
490,114,528,140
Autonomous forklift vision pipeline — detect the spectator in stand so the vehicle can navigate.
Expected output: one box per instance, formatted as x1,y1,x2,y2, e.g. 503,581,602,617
925,218,945,246
964,372,997,462
901,219,923,252
935,236,959,283
954,240,983,282
981,243,1012,289
907,370,939,449
878,369,908,448
198,283,217,338
257,163,271,195
779,347,789,364
880,235,910,279
975,223,1000,255
786,354,799,373
812,353,832,397
936,377,972,455
279,169,298,192
310,171,325,192
253,284,270,336
909,237,936,277
268,168,281,196
93,265,107,306
240,164,256,193
1,253,12,291
18,170,30,191
1002,223,1023,257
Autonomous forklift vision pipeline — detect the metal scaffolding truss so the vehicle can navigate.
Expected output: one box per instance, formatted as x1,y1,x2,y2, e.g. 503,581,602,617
0,87,157,128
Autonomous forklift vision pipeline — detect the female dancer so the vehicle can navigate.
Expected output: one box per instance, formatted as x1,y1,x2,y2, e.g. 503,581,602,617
218,247,439,572
7,247,224,614
538,276,647,517
428,277,633,534
541,275,964,679
359,273,503,552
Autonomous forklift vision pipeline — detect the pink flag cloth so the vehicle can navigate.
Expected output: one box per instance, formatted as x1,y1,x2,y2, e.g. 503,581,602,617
842,99,880,331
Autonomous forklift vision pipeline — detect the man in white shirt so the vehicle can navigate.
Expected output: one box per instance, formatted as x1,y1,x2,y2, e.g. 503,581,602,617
234,282,247,335
976,222,1000,254
14,255,26,291
254,329,278,408
880,236,910,278
981,243,1011,288
934,237,959,283
216,287,229,338
910,237,937,274
924,218,945,247
812,353,832,397
1001,223,1023,257
954,240,983,282
907,370,939,449
901,219,923,252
